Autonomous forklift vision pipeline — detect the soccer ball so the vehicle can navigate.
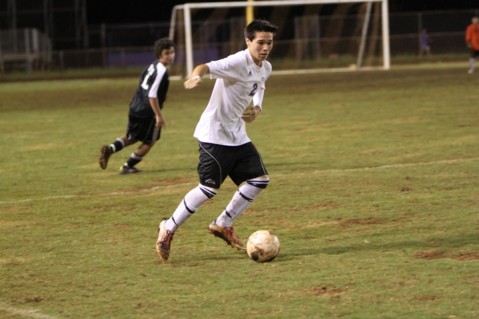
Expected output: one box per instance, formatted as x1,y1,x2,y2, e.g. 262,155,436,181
246,230,280,262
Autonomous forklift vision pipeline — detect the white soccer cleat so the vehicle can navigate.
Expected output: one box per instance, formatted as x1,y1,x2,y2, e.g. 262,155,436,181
156,220,174,261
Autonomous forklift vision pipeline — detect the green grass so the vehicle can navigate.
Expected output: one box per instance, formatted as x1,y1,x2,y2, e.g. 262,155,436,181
0,66,478,319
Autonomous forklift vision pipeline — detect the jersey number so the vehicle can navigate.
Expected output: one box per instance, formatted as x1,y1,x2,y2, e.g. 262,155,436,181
249,83,258,96
141,64,155,90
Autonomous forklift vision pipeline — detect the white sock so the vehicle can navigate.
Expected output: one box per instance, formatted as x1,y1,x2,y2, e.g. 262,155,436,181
215,176,269,227
165,184,217,232
469,58,476,71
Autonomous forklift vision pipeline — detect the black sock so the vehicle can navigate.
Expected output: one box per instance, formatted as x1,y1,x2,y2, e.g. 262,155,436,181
125,152,143,168
112,140,124,153
110,139,125,153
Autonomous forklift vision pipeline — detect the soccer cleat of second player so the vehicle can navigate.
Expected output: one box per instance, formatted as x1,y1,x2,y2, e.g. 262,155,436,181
99,145,112,169
119,165,141,175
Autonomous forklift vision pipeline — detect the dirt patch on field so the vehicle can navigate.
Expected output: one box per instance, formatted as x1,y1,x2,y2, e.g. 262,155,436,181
414,295,439,302
278,217,386,230
339,218,385,227
452,252,479,260
414,250,446,259
288,204,340,212
312,286,346,298
415,250,479,261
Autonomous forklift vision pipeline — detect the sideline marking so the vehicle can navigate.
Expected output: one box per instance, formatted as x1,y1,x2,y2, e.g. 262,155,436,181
0,182,193,205
308,157,479,174
1,157,477,206
0,301,58,319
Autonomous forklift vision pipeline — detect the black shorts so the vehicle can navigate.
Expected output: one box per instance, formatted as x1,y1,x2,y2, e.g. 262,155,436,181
126,115,161,145
197,142,268,188
471,50,479,58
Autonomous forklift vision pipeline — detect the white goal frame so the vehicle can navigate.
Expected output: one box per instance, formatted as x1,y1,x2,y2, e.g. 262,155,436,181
169,0,390,76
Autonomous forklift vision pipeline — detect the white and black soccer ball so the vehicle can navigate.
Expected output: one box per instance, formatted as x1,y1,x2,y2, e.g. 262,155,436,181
246,230,280,262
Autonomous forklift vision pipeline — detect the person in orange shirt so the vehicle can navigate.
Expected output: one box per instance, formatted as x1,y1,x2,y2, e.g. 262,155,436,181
465,16,479,74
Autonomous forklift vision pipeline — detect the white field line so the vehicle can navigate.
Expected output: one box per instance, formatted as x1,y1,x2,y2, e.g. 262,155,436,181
0,301,58,319
304,157,479,175
0,157,477,206
0,182,193,205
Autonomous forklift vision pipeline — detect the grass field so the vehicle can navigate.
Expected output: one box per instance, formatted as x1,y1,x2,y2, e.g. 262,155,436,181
0,66,478,318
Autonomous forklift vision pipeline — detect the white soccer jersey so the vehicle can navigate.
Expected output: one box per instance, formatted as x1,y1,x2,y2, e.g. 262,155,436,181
193,49,272,146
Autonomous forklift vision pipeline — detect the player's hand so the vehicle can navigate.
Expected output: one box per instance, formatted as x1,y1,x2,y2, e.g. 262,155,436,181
242,105,261,123
156,114,165,128
184,75,201,89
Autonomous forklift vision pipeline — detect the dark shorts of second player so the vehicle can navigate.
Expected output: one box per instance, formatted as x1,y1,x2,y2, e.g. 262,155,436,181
197,141,268,189
126,115,161,145
470,49,479,58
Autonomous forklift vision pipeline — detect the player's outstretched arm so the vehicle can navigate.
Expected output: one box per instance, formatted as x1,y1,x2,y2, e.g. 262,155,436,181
184,64,209,89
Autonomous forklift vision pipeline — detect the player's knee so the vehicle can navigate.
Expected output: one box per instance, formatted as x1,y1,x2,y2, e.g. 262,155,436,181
247,175,270,189
124,137,136,146
199,184,218,199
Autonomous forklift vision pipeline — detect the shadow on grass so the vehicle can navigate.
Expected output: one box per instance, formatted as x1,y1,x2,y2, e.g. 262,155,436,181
320,232,479,255
274,232,479,262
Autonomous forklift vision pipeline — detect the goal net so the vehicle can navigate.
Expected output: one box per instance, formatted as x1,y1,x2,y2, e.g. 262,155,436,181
169,0,390,77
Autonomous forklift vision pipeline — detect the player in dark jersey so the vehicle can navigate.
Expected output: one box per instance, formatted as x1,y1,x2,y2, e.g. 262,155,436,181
98,38,175,174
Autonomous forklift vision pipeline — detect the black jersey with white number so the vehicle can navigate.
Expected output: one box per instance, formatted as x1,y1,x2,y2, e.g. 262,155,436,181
129,60,169,118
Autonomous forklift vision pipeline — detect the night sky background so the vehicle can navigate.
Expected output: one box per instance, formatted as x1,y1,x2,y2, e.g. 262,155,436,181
86,0,479,25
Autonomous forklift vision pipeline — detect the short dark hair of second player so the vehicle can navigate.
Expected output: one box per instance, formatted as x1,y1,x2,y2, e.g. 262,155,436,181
154,38,175,58
244,19,278,41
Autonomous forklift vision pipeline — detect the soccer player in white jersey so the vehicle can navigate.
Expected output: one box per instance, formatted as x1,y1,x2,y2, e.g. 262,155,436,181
98,38,175,174
156,19,278,261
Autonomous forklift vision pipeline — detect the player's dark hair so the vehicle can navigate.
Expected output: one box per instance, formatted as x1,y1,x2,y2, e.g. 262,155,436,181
154,38,175,58
244,19,278,40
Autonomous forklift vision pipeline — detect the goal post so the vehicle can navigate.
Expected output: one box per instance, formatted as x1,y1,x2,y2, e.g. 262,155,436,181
169,0,390,76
